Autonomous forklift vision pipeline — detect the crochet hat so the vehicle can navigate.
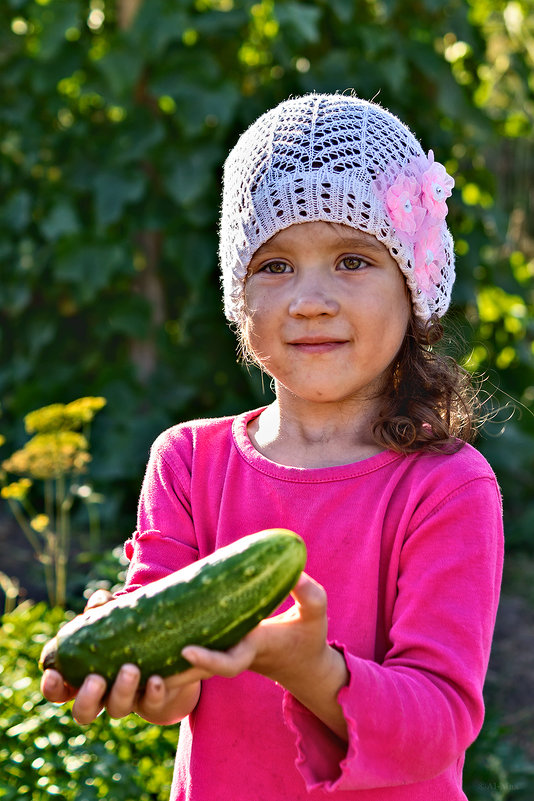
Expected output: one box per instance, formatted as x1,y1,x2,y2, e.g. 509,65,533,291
219,92,456,323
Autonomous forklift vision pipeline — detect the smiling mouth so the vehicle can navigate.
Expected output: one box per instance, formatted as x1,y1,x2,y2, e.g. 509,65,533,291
288,339,349,353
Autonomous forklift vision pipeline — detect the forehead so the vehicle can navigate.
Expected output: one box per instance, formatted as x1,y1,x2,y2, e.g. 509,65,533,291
253,222,389,256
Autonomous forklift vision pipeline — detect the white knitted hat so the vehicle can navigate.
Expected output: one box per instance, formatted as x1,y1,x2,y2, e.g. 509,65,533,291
219,93,455,322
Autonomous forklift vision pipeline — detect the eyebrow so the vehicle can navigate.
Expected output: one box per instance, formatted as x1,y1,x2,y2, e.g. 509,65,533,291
331,231,386,253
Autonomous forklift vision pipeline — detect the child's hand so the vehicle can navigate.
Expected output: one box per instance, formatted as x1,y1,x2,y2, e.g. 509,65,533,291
177,572,326,679
40,588,115,716
177,572,349,739
41,663,200,726
40,589,201,726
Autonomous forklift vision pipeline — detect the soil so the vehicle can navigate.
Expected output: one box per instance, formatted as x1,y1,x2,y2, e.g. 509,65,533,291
485,592,534,760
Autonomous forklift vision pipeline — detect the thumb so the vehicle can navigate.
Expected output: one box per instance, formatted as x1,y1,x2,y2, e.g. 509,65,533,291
84,589,114,611
290,572,327,617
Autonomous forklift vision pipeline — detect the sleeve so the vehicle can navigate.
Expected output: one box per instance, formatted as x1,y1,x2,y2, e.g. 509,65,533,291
283,475,504,792
116,429,200,594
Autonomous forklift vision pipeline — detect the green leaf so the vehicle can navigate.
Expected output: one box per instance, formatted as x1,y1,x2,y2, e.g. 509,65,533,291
40,201,80,241
162,147,220,207
130,3,188,55
105,295,152,338
53,243,132,303
112,117,166,165
34,1,81,62
0,190,31,232
93,171,146,227
96,46,144,99
274,2,322,44
328,0,356,24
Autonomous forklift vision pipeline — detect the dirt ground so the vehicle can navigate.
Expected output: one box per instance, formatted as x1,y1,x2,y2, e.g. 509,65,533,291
485,591,534,760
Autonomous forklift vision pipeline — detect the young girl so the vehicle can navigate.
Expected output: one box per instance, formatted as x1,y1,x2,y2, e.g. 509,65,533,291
42,93,504,800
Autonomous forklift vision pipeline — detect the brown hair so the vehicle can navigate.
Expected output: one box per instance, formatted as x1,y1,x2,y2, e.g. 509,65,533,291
372,315,478,454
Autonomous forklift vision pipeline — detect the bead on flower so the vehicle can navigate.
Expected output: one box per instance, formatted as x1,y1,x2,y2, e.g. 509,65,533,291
386,175,426,237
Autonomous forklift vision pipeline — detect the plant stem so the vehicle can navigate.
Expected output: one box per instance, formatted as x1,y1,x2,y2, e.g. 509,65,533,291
5,498,43,557
45,479,54,530
56,475,70,609
87,500,101,552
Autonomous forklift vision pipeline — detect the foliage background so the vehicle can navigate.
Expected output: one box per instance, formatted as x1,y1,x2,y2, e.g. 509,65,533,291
1,0,534,798
1,0,533,550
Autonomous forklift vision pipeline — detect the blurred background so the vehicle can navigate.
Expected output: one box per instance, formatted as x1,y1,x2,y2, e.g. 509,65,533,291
0,1,533,797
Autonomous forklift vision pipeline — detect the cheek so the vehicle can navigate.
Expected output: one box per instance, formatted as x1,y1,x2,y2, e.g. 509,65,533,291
383,276,411,334
239,314,266,365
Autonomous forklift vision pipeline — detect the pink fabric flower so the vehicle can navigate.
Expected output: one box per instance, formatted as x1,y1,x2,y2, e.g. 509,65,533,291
374,150,454,306
414,225,444,298
420,151,455,221
386,175,426,237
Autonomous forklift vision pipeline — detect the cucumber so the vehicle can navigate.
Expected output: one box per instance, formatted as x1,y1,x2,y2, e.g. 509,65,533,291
39,528,306,688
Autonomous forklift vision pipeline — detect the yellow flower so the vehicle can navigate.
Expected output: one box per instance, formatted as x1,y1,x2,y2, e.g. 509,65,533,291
25,403,69,434
31,514,50,533
24,397,106,434
0,435,5,447
2,432,90,480
1,479,33,501
65,396,107,427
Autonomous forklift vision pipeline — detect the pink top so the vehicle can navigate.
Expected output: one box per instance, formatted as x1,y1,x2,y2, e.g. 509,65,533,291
121,408,503,800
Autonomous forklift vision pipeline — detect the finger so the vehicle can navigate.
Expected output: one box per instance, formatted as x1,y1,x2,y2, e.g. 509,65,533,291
181,638,256,678
71,674,108,725
84,589,114,610
162,664,212,688
105,664,142,719
290,572,327,617
136,674,165,716
41,669,76,703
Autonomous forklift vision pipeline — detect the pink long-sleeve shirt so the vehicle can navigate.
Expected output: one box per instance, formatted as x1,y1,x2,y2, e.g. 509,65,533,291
122,408,503,800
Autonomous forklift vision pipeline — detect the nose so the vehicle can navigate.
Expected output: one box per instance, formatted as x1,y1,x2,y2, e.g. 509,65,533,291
288,271,340,318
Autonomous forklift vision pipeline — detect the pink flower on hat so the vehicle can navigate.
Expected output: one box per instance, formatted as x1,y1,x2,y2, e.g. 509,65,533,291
414,225,444,299
420,151,455,221
386,175,426,238
374,149,454,308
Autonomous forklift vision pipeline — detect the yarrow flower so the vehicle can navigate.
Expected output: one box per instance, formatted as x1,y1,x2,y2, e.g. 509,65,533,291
376,150,454,300
2,431,90,480
24,397,106,434
1,478,32,501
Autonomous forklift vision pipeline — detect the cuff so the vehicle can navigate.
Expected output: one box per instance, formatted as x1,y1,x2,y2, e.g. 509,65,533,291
282,640,358,793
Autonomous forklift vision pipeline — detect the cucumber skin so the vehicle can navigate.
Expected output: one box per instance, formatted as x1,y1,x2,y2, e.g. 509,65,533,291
39,529,306,688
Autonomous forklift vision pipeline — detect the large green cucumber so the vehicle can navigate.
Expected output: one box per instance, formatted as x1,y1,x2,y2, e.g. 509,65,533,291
39,528,306,688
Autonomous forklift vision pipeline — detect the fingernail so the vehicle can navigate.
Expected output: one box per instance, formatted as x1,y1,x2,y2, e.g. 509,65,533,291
87,675,103,692
46,672,59,689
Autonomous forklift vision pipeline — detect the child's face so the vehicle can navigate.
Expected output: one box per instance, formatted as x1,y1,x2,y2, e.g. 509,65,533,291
243,221,411,407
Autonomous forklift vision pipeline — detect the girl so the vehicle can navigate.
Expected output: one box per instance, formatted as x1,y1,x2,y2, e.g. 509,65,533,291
42,93,504,800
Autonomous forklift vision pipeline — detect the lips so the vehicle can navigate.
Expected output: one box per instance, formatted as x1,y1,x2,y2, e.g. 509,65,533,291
287,337,349,354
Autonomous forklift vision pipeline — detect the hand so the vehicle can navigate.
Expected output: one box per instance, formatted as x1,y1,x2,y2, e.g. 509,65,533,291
178,572,349,739
41,662,200,726
176,572,327,680
40,589,201,726
40,588,115,714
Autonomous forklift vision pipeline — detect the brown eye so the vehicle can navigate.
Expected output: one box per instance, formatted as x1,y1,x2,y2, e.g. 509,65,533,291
261,261,290,273
340,256,365,271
